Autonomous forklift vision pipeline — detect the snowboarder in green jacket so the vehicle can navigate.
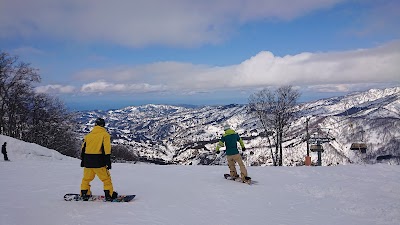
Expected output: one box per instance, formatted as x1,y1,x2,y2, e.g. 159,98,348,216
216,125,249,182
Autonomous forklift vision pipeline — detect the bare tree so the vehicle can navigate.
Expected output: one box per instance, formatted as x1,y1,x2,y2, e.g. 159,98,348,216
0,52,40,136
0,51,79,157
248,85,300,166
23,93,80,157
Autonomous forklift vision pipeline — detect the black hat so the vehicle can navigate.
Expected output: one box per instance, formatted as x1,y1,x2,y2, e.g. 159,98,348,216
95,118,105,127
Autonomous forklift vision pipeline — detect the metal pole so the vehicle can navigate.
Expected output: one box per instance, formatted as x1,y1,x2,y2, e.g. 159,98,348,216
306,118,310,157
317,151,322,166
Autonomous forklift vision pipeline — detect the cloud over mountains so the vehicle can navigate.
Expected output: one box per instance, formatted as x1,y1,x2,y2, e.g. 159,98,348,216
35,40,400,95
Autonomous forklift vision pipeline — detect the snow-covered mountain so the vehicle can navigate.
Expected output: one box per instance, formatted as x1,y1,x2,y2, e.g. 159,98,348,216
74,87,400,166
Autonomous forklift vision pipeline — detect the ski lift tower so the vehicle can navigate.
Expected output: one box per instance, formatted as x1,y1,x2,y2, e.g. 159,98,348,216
308,129,335,166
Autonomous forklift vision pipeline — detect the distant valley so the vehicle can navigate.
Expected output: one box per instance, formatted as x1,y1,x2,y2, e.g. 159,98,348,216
73,87,400,166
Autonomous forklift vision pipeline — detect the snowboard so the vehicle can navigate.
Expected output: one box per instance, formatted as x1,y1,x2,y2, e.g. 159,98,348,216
64,193,135,202
224,174,252,185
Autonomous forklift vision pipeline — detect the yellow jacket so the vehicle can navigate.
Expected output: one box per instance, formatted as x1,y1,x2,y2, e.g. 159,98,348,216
82,126,111,155
81,126,111,168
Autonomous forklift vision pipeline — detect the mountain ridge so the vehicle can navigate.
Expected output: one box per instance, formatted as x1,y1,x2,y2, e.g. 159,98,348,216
73,86,400,166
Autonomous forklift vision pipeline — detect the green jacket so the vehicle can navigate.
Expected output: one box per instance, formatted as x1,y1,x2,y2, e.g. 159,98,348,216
216,129,245,155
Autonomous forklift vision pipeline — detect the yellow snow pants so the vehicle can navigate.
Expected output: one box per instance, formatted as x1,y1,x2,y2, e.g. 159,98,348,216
227,154,248,181
80,167,114,195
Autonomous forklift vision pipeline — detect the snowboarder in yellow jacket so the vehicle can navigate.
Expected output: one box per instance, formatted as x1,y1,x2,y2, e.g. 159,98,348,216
80,118,118,201
216,125,250,182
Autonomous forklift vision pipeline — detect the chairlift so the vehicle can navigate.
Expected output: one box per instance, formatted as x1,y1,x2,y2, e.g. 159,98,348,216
350,143,367,153
309,142,324,166
348,120,367,153
310,144,324,152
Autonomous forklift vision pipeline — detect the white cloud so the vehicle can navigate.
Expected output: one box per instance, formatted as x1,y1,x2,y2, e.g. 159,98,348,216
308,84,353,93
0,0,345,47
35,85,76,94
75,62,234,90
233,40,400,87
80,80,167,93
39,40,400,96
72,40,400,92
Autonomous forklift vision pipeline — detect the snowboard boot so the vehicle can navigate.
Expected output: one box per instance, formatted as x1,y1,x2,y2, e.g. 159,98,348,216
80,190,91,201
104,190,118,201
243,176,251,184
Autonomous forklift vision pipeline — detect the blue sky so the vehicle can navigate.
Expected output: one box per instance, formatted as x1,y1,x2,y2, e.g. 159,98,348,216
1,0,399,110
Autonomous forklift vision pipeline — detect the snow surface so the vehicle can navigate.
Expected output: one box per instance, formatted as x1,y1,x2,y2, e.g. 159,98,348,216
1,134,400,225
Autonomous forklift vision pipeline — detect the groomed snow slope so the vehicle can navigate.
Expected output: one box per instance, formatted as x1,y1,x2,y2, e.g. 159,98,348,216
1,135,399,225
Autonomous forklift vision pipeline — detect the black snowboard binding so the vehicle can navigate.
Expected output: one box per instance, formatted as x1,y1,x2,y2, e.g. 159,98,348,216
104,190,118,201
80,190,91,201
243,176,252,184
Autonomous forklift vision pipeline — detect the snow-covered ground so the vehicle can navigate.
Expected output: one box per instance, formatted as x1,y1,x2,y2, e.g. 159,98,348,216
1,134,400,225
